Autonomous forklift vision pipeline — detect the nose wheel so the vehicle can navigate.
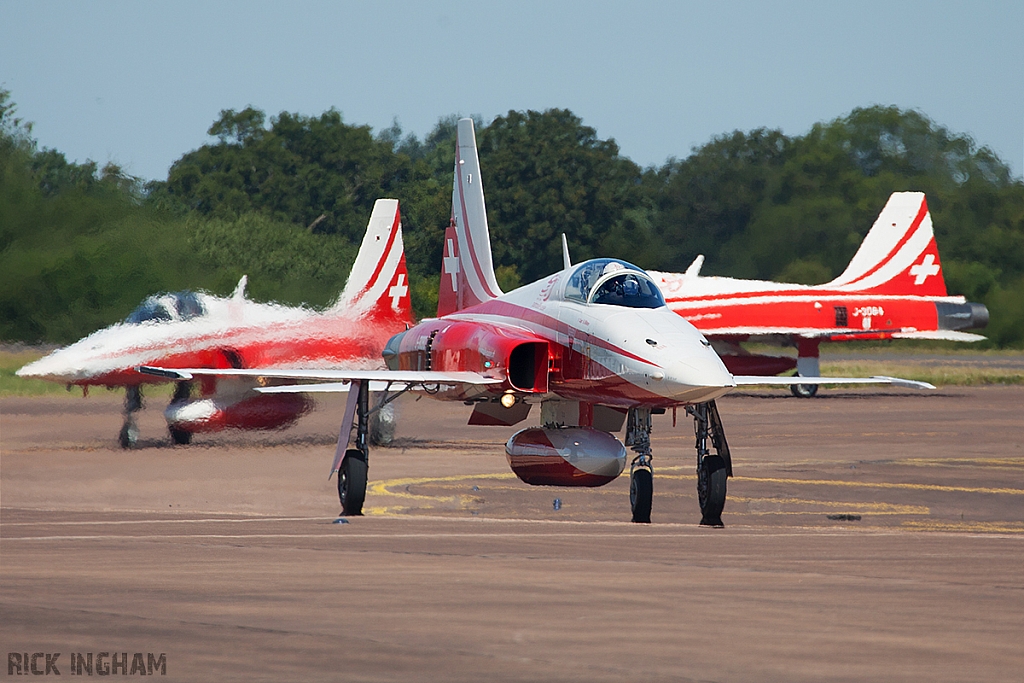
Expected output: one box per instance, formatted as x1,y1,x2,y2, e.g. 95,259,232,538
626,408,654,523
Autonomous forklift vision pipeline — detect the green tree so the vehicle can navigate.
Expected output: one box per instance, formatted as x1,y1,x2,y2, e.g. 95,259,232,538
476,109,649,281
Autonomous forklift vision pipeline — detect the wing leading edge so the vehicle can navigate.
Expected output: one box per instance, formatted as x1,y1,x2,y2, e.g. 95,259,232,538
137,366,502,391
733,375,935,390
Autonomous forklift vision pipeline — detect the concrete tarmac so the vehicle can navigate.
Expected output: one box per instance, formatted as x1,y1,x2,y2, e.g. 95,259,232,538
2,385,1022,681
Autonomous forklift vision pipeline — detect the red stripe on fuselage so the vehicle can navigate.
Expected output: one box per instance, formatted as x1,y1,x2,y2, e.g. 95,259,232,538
664,290,953,307
452,299,657,367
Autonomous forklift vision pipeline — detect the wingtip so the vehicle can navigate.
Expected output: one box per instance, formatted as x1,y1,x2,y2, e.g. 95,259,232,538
873,376,937,390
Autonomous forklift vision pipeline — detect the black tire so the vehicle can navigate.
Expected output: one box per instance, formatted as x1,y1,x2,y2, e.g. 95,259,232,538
630,468,653,523
698,455,727,527
790,382,818,398
169,427,192,445
118,422,138,449
339,449,368,516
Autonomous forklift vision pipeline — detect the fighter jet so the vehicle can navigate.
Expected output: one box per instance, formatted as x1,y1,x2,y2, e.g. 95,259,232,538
141,119,932,526
647,192,989,396
18,199,413,447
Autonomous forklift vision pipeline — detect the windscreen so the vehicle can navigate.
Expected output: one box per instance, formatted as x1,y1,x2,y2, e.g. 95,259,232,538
591,273,665,309
125,292,206,324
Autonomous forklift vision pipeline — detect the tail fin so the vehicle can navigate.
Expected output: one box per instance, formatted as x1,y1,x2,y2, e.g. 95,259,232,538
827,192,948,296
439,117,502,316
332,198,413,324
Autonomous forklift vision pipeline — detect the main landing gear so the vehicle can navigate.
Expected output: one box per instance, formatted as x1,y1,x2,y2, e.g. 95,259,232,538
687,400,732,527
118,385,143,449
337,380,370,516
792,338,820,398
335,380,407,516
626,407,653,523
118,383,196,448
168,381,194,445
625,402,732,526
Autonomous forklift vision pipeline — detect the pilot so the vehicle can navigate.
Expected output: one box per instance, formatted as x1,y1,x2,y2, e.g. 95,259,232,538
622,274,640,297
602,261,625,277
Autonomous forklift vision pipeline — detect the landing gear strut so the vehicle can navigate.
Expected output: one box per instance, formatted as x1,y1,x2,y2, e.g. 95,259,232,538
118,386,143,449
792,339,820,398
332,380,411,517
337,380,370,515
626,407,653,523
168,381,193,445
688,400,731,527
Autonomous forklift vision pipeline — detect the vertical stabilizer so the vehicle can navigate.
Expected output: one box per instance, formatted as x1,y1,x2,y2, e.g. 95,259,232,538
332,198,413,324
448,118,502,311
827,192,948,296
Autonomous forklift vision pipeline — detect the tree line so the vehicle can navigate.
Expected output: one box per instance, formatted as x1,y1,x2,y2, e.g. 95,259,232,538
2,87,1022,346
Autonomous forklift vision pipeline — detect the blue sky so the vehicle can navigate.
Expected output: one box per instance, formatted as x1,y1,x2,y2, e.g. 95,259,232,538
3,0,1022,181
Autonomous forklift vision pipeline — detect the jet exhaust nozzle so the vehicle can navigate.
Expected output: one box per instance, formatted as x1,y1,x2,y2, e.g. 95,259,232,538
935,301,989,331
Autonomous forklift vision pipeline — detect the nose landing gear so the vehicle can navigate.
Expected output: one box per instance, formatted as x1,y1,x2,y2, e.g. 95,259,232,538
626,407,653,523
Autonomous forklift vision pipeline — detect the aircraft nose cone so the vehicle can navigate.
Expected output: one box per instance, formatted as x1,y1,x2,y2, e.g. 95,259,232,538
659,346,735,404
16,348,79,382
628,311,734,403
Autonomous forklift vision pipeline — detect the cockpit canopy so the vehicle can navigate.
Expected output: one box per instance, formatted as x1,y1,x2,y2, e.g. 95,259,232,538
125,291,206,325
563,259,666,309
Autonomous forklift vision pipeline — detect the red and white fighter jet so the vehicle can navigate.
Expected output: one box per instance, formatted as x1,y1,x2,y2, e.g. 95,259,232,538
19,199,413,447
648,192,989,396
141,119,933,526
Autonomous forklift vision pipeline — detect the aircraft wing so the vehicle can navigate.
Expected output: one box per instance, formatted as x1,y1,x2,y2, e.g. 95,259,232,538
733,375,936,390
889,330,986,342
137,366,502,391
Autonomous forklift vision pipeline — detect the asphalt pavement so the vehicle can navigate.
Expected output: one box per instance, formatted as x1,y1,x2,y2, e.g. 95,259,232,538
2,385,1022,681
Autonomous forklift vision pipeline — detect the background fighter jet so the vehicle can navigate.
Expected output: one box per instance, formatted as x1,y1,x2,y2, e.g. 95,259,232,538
143,119,931,527
648,192,989,396
19,199,413,447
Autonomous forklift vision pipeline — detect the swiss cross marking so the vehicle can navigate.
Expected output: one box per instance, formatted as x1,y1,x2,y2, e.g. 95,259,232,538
389,274,408,308
909,253,940,285
443,239,460,291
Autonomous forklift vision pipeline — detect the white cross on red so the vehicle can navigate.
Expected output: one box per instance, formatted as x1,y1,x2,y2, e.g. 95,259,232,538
909,253,940,285
443,238,459,291
389,274,408,308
